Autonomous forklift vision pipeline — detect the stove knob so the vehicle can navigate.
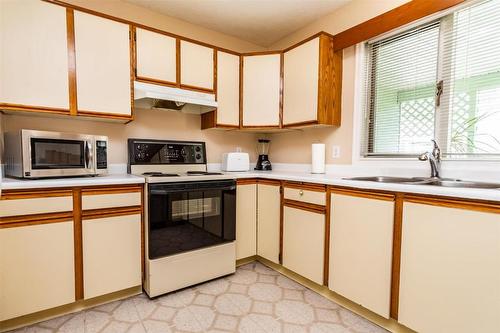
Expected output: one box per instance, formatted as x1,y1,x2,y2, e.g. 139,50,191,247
195,146,201,152
195,153,202,160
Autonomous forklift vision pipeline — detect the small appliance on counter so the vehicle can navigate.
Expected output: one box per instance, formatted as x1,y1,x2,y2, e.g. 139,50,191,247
255,139,272,171
3,129,108,179
222,152,250,172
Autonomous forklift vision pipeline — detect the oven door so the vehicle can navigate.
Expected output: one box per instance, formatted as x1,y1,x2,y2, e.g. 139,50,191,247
22,130,95,178
148,180,236,259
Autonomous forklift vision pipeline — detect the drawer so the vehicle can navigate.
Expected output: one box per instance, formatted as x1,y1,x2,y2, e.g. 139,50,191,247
82,191,142,210
284,185,326,206
0,190,73,218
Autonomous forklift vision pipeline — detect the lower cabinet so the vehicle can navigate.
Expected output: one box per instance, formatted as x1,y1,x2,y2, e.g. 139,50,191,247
399,202,500,333
283,205,325,284
0,221,76,321
83,214,142,299
257,182,281,264
329,192,395,318
236,183,257,259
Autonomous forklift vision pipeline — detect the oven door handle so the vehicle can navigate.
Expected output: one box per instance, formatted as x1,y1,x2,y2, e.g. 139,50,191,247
150,186,236,195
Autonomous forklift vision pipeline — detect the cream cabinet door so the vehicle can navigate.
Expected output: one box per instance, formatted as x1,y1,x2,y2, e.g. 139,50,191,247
283,206,324,284
0,0,69,110
283,37,319,125
257,183,281,264
242,54,281,127
329,194,394,318
180,41,214,90
83,214,142,299
0,222,75,321
399,202,500,333
136,28,177,84
74,11,131,116
236,184,257,260
216,51,240,126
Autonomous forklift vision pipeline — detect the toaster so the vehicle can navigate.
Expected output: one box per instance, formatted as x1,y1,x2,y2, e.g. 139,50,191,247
222,152,250,172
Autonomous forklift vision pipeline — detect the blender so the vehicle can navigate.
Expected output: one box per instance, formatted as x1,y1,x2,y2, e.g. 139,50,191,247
255,139,272,171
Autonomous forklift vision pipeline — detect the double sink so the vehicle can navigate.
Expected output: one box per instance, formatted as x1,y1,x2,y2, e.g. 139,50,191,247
345,176,500,190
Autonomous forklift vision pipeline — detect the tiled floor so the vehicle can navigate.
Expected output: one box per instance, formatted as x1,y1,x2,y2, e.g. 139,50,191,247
9,262,388,333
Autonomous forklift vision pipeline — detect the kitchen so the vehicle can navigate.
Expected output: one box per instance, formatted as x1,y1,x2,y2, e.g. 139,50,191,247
1,0,499,332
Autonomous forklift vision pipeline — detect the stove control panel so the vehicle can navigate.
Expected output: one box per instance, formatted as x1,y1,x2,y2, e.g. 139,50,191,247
128,139,206,164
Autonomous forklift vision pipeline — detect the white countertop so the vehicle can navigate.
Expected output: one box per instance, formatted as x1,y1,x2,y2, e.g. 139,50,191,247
2,170,500,202
227,170,500,202
0,174,145,190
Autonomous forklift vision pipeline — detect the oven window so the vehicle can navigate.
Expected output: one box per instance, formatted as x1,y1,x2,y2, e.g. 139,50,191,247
31,138,85,169
148,183,236,259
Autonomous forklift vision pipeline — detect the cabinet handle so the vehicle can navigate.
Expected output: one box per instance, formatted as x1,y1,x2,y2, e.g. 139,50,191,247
299,190,304,196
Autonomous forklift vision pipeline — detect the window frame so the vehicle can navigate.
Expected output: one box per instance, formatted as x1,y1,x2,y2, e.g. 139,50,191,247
359,0,500,161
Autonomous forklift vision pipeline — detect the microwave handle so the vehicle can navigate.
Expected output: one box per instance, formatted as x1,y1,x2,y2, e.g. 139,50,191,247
85,141,91,168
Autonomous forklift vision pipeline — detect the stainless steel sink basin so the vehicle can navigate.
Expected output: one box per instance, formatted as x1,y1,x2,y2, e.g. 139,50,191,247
422,180,500,189
343,176,428,184
344,176,500,189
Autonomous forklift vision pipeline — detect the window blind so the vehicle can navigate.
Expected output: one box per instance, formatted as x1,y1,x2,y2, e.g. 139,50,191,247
438,0,500,158
362,0,500,159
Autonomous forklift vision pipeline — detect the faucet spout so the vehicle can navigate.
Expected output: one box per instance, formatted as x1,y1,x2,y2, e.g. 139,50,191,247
419,140,442,178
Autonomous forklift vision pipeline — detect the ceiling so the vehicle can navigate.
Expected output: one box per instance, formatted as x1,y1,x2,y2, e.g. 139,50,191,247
124,0,351,47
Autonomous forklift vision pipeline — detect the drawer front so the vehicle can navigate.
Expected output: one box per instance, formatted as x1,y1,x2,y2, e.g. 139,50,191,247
284,187,326,206
0,196,73,218
82,191,141,210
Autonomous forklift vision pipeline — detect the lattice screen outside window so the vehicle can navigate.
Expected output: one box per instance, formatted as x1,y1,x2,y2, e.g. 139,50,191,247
362,0,500,159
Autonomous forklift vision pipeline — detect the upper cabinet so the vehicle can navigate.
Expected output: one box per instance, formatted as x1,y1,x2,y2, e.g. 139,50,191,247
0,0,70,113
283,34,341,127
135,28,177,86
180,41,214,91
242,53,281,128
73,11,132,118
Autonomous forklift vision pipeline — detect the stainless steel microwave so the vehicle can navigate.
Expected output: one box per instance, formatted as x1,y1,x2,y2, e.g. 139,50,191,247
4,130,108,178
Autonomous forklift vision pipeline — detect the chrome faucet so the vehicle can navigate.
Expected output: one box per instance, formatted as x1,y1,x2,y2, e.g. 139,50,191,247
419,139,441,178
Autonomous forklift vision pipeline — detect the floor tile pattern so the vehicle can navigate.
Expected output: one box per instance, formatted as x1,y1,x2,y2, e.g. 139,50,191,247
8,262,388,333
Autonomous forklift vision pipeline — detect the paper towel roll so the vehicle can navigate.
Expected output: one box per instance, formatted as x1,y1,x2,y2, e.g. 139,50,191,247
311,143,325,174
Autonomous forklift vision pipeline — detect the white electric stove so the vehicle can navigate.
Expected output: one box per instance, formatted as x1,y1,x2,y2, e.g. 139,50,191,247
128,139,237,297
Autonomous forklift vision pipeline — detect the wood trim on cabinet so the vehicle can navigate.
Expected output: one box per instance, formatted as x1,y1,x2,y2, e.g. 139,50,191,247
323,191,331,286
403,194,500,214
331,0,467,51
176,38,181,87
236,178,259,185
282,31,334,53
81,185,142,196
390,193,404,320
282,120,320,128
213,49,218,99
283,199,326,214
279,52,284,128
73,188,84,301
179,84,215,94
135,76,177,88
1,188,73,200
77,110,133,120
200,111,241,130
279,183,284,265
0,103,70,115
328,186,395,201
140,186,145,280
317,35,341,126
283,181,326,192
129,25,136,120
239,55,243,128
0,212,73,229
82,206,142,220
257,179,282,186
66,8,78,116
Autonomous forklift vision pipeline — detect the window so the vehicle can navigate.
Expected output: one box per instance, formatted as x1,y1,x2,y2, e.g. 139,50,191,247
363,0,500,159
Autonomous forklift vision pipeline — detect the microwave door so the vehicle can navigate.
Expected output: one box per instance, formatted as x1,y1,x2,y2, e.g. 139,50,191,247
25,135,95,178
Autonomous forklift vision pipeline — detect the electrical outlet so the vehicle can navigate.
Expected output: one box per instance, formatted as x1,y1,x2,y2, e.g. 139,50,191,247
332,146,341,158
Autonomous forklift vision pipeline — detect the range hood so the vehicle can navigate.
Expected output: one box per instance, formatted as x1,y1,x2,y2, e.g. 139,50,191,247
134,81,217,114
